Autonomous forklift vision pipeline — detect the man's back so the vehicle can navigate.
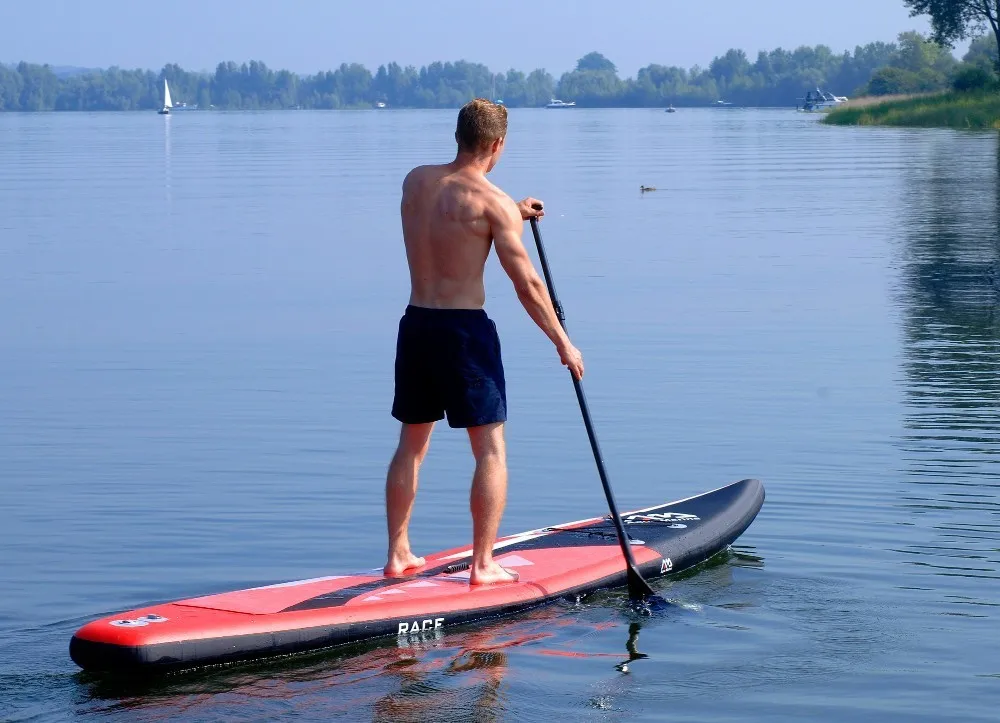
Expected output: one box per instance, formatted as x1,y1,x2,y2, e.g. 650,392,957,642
401,163,503,310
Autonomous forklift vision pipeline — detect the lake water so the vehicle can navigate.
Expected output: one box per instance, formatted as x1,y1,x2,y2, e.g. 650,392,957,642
1,108,998,722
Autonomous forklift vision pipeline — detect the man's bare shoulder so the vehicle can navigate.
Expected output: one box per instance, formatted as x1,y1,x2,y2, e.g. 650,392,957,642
481,183,520,226
402,164,442,189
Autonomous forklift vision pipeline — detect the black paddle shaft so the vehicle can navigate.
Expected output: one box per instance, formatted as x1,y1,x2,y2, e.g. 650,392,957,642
528,207,655,600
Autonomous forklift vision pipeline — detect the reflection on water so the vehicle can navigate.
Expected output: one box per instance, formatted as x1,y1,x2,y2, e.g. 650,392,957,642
163,113,171,207
75,602,636,722
897,133,1000,597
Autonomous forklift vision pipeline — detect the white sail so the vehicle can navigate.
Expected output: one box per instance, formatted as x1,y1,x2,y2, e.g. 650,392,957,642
163,79,173,109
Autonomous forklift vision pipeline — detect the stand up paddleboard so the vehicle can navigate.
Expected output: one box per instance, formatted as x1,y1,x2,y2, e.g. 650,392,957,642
70,478,763,673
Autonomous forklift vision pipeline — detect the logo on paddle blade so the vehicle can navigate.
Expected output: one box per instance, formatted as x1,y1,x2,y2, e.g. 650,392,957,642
625,512,699,529
660,558,673,573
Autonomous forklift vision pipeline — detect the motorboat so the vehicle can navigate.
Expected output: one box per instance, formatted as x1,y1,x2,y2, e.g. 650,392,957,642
797,88,848,112
545,98,576,108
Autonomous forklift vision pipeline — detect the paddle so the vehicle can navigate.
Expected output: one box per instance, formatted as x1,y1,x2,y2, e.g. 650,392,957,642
528,204,656,601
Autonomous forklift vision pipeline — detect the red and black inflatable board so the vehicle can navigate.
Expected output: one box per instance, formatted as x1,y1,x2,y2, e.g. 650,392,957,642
71,478,764,673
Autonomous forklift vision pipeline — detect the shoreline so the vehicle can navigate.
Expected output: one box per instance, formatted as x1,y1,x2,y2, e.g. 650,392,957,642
823,91,1000,129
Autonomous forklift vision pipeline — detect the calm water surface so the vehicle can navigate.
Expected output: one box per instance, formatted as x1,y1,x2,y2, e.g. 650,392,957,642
1,109,998,721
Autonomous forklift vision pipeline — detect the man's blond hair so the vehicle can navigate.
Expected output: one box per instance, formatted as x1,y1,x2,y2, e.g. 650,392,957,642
455,98,508,152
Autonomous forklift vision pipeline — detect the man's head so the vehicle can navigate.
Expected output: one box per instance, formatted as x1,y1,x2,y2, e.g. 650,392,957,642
455,98,508,171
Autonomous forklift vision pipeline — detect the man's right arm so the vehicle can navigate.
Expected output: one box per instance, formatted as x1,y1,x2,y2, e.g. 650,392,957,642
492,197,584,380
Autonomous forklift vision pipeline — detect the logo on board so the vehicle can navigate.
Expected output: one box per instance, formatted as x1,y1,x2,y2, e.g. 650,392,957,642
109,614,169,627
398,617,445,636
625,512,700,529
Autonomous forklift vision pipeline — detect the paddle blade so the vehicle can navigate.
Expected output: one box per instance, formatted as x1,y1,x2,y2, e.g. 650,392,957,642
626,564,656,601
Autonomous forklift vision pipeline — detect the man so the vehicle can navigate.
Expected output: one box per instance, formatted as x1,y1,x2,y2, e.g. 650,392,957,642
385,98,585,585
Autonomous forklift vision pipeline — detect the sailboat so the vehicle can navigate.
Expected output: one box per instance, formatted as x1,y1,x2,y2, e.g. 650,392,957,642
158,79,172,115
491,74,504,105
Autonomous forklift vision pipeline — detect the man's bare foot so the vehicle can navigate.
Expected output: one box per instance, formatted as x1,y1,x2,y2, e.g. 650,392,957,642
469,563,519,586
384,551,426,577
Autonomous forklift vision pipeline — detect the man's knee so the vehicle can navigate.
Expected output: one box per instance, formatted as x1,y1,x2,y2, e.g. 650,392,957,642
396,423,433,463
395,445,429,468
469,423,506,464
395,441,430,466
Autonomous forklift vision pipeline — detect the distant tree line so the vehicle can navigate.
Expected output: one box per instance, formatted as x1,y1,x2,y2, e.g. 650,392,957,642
0,60,555,111
0,32,993,112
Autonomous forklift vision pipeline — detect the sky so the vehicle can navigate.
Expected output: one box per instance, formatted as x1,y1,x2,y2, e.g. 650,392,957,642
2,0,938,77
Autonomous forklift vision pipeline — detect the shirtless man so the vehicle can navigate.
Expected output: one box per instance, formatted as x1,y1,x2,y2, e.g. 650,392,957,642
385,98,585,585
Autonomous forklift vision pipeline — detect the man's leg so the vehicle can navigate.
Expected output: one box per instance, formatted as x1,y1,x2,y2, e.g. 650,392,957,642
467,422,518,585
384,422,434,576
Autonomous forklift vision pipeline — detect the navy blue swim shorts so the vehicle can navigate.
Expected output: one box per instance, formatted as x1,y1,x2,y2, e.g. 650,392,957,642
391,305,507,428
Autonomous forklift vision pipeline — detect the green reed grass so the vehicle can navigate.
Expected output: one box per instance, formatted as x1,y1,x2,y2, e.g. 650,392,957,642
823,91,1000,129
